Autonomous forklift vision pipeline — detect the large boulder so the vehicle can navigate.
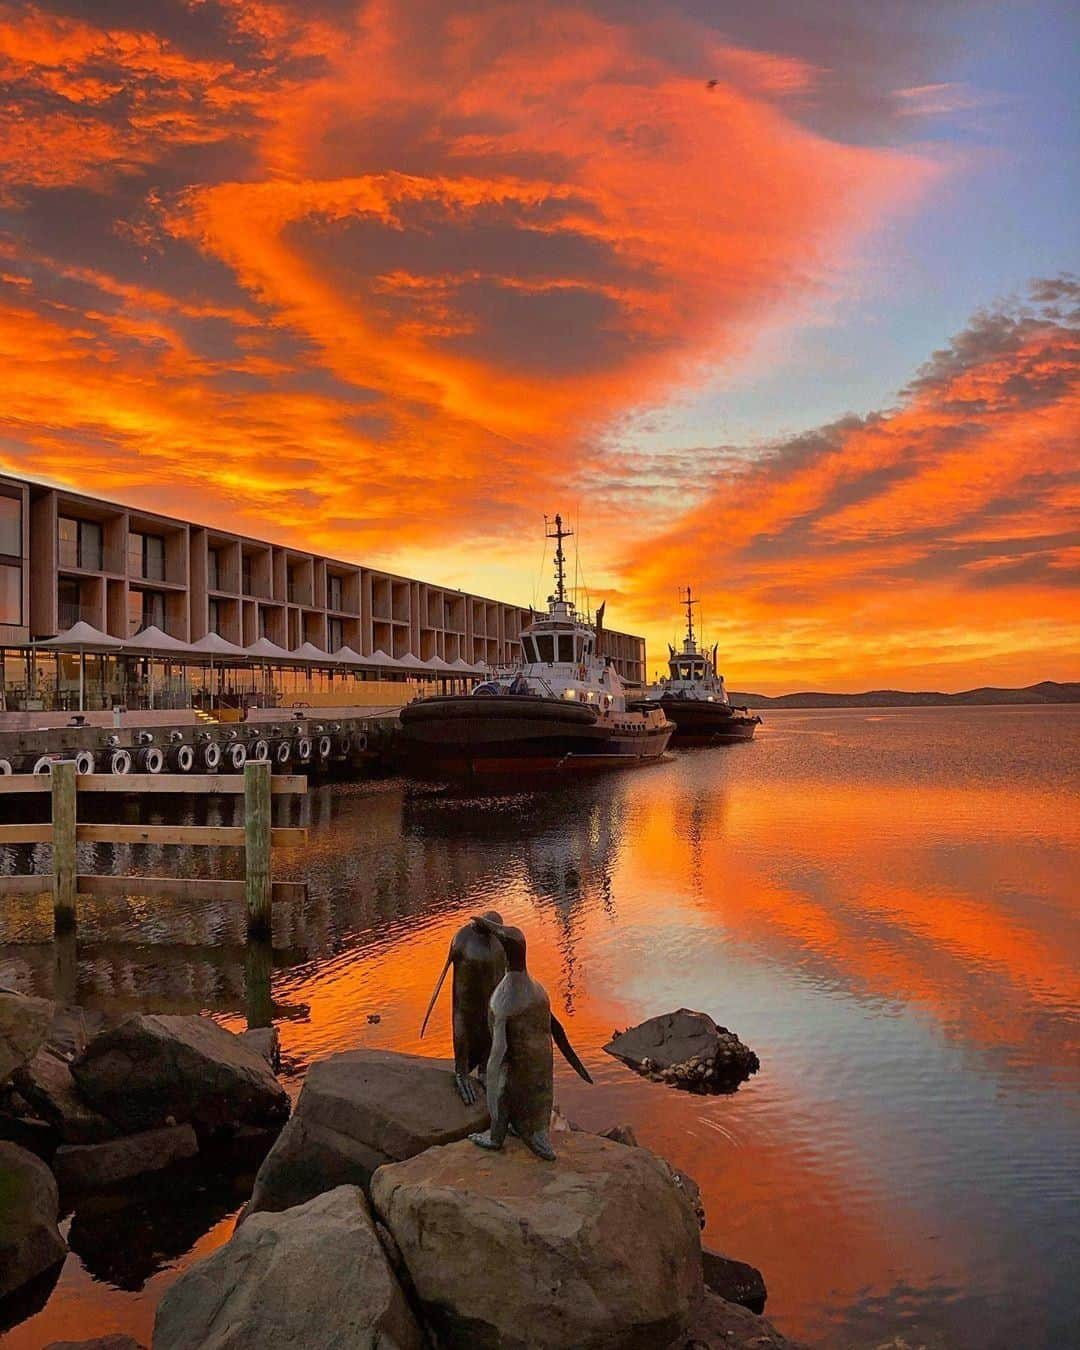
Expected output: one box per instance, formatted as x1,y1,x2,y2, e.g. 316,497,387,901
603,1009,759,1093
14,1049,118,1144
0,1140,67,1300
0,991,55,1084
71,1014,289,1134
665,1292,806,1348
54,1123,198,1191
45,1339,146,1350
243,1048,487,1219
371,1131,703,1350
153,1185,424,1350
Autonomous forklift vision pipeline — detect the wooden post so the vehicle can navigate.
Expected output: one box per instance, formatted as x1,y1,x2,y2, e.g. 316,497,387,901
244,759,272,937
51,759,77,934
245,937,274,1030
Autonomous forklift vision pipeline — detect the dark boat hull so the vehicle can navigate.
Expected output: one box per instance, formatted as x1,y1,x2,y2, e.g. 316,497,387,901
655,697,761,744
398,695,673,782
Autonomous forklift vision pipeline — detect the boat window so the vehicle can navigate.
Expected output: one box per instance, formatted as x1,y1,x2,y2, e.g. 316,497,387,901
534,634,555,663
557,635,575,662
574,637,583,662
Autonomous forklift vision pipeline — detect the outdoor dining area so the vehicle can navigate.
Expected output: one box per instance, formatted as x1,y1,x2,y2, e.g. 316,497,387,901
1,621,486,714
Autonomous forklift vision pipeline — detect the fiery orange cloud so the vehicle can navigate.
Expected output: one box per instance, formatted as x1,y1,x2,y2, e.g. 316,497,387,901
618,279,1079,689
0,0,1073,689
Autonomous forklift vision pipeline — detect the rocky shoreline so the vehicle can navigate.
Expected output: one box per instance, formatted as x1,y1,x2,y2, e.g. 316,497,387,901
2,990,802,1348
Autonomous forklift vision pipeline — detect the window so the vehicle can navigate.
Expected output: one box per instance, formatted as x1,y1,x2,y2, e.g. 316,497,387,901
328,617,343,651
59,517,103,570
127,591,142,635
258,607,268,639
241,557,253,595
534,634,555,663
128,532,165,581
143,591,165,631
208,598,221,635
557,635,577,662
207,550,220,590
0,564,21,624
0,495,20,556
327,575,343,611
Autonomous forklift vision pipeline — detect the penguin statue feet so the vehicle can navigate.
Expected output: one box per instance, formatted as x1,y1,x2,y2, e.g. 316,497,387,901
468,1128,502,1150
455,1071,478,1106
525,1130,556,1161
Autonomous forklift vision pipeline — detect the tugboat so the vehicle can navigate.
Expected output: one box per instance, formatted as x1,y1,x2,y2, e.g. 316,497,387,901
646,588,761,743
398,516,673,782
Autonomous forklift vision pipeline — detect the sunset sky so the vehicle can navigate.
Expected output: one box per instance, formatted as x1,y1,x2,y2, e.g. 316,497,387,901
0,0,1076,691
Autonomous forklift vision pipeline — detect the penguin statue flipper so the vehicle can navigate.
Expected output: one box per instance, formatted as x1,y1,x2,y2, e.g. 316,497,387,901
419,944,453,1039
551,1013,593,1083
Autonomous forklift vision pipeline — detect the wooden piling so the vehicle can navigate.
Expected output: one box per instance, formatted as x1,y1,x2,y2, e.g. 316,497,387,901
244,759,273,937
51,759,77,934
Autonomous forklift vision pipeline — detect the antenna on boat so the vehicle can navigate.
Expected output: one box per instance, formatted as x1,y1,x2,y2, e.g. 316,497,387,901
545,514,573,605
682,586,697,647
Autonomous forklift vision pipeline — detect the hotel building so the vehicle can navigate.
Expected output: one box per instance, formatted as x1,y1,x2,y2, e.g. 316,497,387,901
0,473,645,714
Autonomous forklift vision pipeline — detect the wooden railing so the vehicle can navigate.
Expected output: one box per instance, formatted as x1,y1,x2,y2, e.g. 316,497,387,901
0,761,307,938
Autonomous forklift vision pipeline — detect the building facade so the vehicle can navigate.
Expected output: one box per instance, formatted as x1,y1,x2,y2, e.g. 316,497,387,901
0,473,645,713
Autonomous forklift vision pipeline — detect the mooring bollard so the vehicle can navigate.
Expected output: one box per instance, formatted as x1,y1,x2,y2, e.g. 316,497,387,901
51,759,77,935
244,759,272,937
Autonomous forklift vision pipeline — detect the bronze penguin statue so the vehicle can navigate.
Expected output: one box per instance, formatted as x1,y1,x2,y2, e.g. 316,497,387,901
466,914,592,1160
420,910,507,1105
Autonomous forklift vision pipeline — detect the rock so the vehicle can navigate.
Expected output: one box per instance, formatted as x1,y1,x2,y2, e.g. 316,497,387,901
53,1123,198,1191
243,1049,487,1220
372,1131,703,1350
668,1164,706,1230
603,1009,760,1093
600,1122,639,1147
153,1185,424,1350
0,1086,57,1158
44,1338,146,1350
666,1292,804,1348
238,1026,280,1071
0,990,54,1084
71,1014,290,1134
14,1049,118,1144
702,1249,767,1314
0,1140,67,1300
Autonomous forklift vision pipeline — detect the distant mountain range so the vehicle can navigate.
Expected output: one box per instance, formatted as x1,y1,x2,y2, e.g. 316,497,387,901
726,681,1079,709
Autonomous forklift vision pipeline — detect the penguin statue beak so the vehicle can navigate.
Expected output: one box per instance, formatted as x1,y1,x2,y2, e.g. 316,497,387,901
471,913,504,937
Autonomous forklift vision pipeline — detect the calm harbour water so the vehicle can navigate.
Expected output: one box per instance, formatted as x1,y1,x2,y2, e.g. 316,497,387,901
1,706,1078,1349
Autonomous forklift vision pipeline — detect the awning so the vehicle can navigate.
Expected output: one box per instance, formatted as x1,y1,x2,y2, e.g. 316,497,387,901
244,637,295,661
37,621,123,651
188,632,248,659
367,648,403,668
124,625,196,656
292,641,339,664
332,645,369,665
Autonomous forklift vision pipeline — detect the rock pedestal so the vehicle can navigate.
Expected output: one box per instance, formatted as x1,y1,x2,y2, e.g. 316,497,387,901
53,1123,198,1191
371,1131,703,1350
71,1014,289,1134
666,1292,806,1349
153,1185,424,1350
244,1048,487,1220
603,1009,759,1092
0,1140,67,1301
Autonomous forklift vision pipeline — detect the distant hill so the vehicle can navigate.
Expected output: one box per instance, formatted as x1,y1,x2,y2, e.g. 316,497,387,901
726,681,1080,709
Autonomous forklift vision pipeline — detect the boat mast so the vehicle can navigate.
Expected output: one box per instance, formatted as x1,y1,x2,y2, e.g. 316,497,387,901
545,514,573,605
682,585,697,648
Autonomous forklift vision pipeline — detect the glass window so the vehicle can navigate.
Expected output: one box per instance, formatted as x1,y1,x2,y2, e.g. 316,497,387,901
61,518,103,570
127,590,143,635
0,563,21,624
328,617,343,651
258,607,268,639
143,591,165,631
0,495,20,556
144,535,165,581
534,634,555,662
208,598,220,635
556,635,573,662
241,557,253,595
207,550,220,590
328,575,343,611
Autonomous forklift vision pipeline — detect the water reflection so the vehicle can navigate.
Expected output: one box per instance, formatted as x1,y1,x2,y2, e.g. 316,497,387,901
1,708,1077,1350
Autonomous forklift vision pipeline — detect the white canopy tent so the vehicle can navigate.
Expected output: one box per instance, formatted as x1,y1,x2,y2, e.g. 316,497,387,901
244,637,295,661
36,622,123,711
124,625,196,656
292,641,340,664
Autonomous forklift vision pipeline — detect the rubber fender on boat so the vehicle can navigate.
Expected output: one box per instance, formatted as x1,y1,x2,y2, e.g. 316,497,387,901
251,739,270,762
33,755,54,774
74,750,96,776
399,695,598,726
317,735,332,758
0,757,12,775
297,736,313,761
137,746,164,774
353,732,368,753
200,740,222,771
274,740,292,765
226,742,247,770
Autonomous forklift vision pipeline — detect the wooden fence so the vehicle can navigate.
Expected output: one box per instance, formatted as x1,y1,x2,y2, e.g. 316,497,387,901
0,761,307,937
